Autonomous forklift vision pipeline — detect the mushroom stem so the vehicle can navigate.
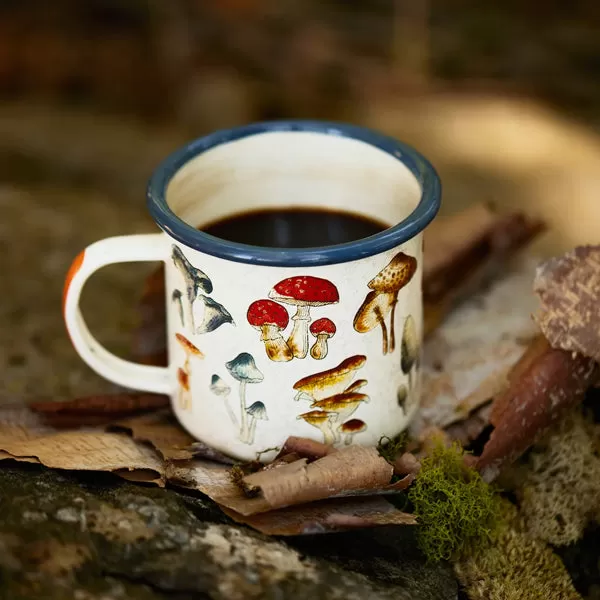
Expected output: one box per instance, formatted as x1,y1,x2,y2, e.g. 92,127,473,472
374,305,389,355
344,433,354,445
261,324,293,362
389,296,399,353
223,394,238,427
310,334,329,360
321,421,336,445
246,416,257,445
238,381,248,440
287,305,311,359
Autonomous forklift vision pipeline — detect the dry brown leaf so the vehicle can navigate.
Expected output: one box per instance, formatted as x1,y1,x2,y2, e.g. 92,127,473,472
534,245,600,362
274,436,335,461
29,393,169,415
477,343,598,482
221,496,416,536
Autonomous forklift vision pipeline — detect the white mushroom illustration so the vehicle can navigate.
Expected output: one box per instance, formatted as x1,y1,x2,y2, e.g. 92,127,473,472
246,299,293,362
339,419,367,445
196,295,234,334
244,401,268,445
297,410,337,445
269,276,339,359
225,352,264,441
309,318,336,360
210,374,237,426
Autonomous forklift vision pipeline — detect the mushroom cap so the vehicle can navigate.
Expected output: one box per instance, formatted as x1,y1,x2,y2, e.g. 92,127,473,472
177,367,190,391
293,355,367,399
297,410,333,425
311,392,370,411
310,317,336,337
340,419,366,433
247,299,289,329
401,314,419,373
368,252,417,294
225,352,264,383
344,379,368,393
172,289,183,301
246,401,268,420
175,333,204,356
171,245,213,293
196,295,234,334
269,276,339,307
353,290,395,333
397,384,408,409
209,374,231,396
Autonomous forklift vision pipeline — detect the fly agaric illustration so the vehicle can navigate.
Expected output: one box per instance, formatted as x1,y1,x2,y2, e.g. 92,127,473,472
310,391,370,432
196,295,234,334
309,317,336,360
244,401,268,445
171,245,212,331
209,374,237,426
397,384,408,413
297,410,337,445
175,333,204,410
401,314,419,389
339,419,367,445
246,299,293,362
293,355,367,402
353,252,417,355
269,276,339,359
177,367,191,410
225,352,264,442
172,289,185,327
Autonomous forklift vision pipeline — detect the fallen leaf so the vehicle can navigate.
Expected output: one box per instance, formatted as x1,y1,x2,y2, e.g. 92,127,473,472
275,436,335,461
221,496,416,536
477,343,598,482
534,245,600,362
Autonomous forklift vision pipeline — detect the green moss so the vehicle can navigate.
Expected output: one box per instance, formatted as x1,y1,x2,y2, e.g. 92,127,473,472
408,442,501,562
377,432,408,464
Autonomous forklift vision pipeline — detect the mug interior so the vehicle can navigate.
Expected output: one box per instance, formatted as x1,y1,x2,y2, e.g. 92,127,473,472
166,130,422,237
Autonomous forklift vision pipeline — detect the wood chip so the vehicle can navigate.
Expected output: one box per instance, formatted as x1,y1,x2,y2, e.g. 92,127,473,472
534,245,600,362
221,496,416,536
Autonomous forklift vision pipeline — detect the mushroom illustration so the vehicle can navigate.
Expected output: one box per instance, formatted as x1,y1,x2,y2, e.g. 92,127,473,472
397,384,408,413
246,299,293,362
196,295,234,334
293,355,367,402
311,392,370,441
339,419,367,445
353,252,417,354
172,289,185,327
177,367,191,410
344,379,368,394
171,245,213,330
309,318,336,360
297,410,337,444
225,352,264,441
209,374,237,426
401,314,419,389
269,276,339,359
244,401,268,445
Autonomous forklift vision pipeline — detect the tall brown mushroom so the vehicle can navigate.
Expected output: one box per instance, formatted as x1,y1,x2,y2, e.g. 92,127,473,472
353,252,417,354
310,392,370,440
269,276,339,359
339,419,367,445
247,299,293,362
177,367,190,410
297,410,337,445
175,333,204,410
309,317,336,360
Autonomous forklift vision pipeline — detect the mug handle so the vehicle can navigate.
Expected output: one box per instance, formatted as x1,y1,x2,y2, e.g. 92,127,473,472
63,233,170,395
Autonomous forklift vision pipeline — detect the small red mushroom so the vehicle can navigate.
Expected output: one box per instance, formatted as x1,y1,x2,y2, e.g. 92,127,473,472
309,317,336,360
247,299,293,362
269,276,339,359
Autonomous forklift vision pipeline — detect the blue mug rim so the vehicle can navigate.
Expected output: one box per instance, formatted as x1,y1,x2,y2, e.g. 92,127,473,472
147,119,441,267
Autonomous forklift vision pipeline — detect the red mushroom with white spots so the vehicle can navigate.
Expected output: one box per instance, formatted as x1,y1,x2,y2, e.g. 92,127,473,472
309,317,336,360
247,299,293,362
269,276,339,359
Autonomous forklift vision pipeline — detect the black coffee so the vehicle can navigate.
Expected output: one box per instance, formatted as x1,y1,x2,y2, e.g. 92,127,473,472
200,208,388,248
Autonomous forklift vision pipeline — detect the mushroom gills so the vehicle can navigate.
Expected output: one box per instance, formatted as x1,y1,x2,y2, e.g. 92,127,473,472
196,295,234,334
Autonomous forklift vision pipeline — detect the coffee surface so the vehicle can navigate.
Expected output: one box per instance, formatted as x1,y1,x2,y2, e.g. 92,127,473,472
200,208,388,248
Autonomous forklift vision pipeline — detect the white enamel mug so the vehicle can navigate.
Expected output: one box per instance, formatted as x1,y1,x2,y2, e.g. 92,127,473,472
63,120,441,462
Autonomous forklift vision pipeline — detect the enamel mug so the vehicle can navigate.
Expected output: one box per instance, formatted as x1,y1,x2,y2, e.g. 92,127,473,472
63,120,441,462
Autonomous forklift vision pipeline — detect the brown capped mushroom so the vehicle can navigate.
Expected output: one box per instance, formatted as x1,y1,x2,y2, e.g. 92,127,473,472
344,379,368,393
247,299,293,362
293,355,367,402
353,252,417,354
297,410,337,445
310,392,370,440
177,367,191,410
309,317,336,360
269,276,339,359
339,419,367,445
175,334,204,411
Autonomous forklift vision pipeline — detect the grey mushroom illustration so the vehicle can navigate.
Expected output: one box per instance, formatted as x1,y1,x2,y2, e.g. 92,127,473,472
210,374,237,426
244,401,268,445
397,384,408,413
171,245,212,330
172,289,185,327
225,352,264,441
197,295,234,334
401,315,419,389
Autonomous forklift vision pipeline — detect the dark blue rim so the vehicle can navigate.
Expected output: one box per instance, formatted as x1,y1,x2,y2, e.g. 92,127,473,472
147,120,441,267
